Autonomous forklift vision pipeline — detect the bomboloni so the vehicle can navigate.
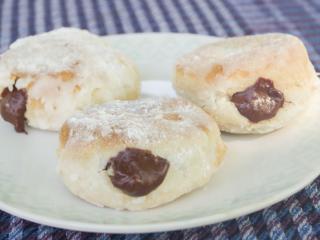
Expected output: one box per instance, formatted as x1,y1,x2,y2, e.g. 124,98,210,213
58,98,226,210
0,28,140,132
174,33,318,134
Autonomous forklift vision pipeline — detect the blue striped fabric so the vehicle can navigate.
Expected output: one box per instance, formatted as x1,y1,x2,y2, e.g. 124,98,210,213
0,0,320,239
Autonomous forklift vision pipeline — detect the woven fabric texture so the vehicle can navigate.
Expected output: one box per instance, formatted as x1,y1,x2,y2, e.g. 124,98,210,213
0,0,320,239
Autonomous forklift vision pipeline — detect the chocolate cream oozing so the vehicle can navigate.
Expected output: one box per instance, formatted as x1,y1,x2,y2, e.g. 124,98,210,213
105,148,170,197
231,78,284,123
0,86,28,133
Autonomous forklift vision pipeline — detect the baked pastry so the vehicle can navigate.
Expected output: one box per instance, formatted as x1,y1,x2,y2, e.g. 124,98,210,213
174,33,318,134
58,98,226,210
0,28,140,132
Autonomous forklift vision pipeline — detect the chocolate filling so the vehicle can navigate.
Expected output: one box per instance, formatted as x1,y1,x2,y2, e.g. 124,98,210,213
231,78,284,123
1,85,27,133
105,148,170,197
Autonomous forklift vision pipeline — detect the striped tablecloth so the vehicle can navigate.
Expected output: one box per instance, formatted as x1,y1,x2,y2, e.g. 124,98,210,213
1,0,320,239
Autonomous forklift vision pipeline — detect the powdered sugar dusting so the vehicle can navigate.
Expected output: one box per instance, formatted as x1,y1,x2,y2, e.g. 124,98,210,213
0,28,139,131
252,95,277,113
66,98,213,145
177,33,300,79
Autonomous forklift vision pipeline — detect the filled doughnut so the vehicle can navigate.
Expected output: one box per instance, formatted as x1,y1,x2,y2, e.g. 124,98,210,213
58,98,226,210
174,33,318,134
0,28,140,132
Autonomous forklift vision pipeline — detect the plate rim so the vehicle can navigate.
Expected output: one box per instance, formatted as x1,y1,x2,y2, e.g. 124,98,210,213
0,171,318,233
102,31,218,38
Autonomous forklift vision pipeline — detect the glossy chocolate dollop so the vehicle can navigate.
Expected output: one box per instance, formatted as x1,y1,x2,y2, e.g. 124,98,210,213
105,148,170,197
231,78,284,123
1,86,27,133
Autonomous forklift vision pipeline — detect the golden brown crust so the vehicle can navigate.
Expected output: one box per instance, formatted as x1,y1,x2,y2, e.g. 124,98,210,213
28,98,44,109
0,28,140,131
50,70,75,82
205,64,224,83
215,140,227,166
174,33,318,134
60,98,219,148
175,34,315,89
59,124,70,148
162,113,183,121
57,98,226,210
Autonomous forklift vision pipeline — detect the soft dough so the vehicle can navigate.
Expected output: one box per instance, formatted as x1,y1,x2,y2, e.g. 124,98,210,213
173,33,318,134
0,28,140,131
58,98,226,211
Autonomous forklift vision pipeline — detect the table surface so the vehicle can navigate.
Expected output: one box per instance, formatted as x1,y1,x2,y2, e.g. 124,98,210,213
0,0,320,239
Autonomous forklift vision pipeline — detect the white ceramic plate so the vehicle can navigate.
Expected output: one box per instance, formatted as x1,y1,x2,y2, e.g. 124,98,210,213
0,33,320,234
